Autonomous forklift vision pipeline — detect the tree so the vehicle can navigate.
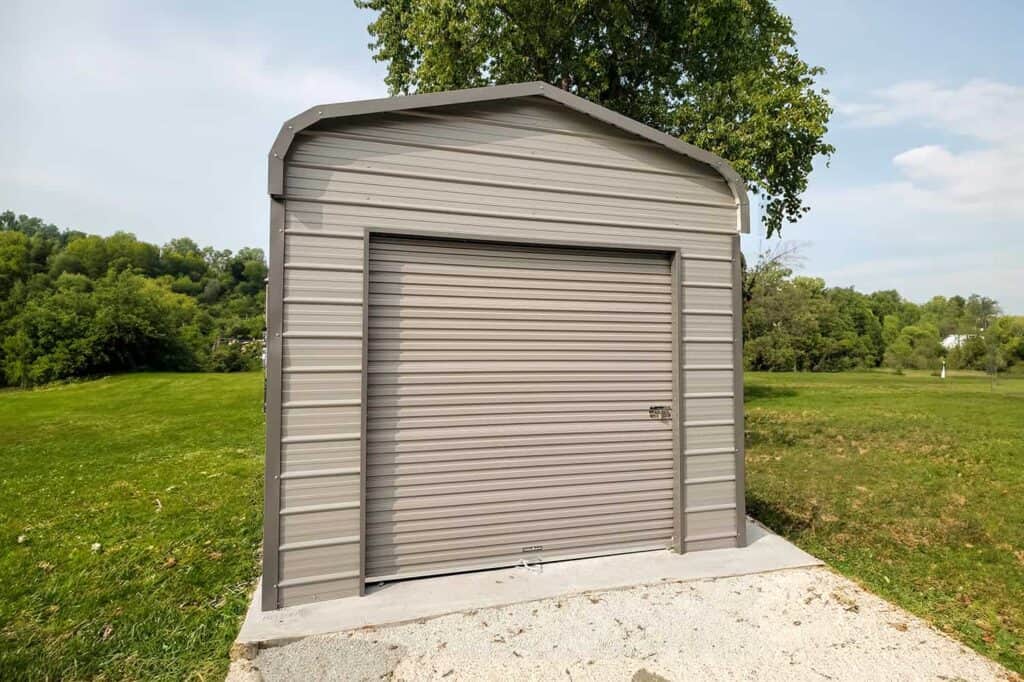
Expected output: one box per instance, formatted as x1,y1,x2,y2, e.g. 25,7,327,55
0,231,29,298
0,210,269,386
883,323,941,372
106,231,160,275
356,0,834,237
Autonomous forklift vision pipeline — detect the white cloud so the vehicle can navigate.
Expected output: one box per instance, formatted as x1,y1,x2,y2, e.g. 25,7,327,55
836,79,1024,220
840,79,1024,142
1,0,386,250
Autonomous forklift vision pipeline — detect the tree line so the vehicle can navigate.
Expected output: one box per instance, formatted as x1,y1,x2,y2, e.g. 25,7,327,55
742,246,1023,373
1,211,1020,388
0,211,266,387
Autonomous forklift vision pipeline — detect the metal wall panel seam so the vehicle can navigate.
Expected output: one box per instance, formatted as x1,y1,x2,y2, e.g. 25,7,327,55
682,281,733,289
680,254,733,263
280,501,360,515
681,309,733,316
283,262,364,272
277,570,361,589
280,433,360,444
284,229,366,239
283,297,364,305
685,475,737,485
280,467,360,480
262,197,286,611
685,447,738,456
686,503,737,513
684,531,738,543
279,535,360,551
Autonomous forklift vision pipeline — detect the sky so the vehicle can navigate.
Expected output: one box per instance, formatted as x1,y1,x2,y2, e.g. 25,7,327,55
3,0,1022,312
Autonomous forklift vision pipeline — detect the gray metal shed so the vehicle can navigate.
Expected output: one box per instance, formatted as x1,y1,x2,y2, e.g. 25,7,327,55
263,82,749,610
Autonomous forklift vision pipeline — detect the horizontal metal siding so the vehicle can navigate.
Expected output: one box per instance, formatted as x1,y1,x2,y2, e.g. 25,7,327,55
284,200,734,258
275,224,365,607
681,251,739,547
365,237,675,580
270,98,743,607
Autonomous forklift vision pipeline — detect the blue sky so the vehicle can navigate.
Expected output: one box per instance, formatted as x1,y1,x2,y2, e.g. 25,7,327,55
3,0,1021,311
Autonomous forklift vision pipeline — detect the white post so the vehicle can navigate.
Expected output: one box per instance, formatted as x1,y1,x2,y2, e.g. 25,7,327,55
941,359,946,379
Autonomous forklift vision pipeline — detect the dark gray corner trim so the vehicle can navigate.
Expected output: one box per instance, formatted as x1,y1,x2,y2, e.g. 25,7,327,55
267,81,751,233
672,248,686,553
732,235,748,547
262,198,286,611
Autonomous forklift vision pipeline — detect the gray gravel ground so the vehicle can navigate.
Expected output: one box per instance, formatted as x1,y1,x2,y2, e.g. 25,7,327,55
229,566,1017,681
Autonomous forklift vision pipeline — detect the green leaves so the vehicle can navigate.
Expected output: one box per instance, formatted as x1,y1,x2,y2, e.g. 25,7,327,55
0,211,267,386
355,0,834,236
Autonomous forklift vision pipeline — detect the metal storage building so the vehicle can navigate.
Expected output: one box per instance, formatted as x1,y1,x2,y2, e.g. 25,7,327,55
263,82,749,610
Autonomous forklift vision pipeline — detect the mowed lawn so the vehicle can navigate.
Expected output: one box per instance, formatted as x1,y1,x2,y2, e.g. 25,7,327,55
2,371,1022,678
746,371,1024,674
0,373,264,680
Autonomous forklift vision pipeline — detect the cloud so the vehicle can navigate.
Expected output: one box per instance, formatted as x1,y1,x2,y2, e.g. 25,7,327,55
839,79,1024,142
835,79,1024,220
2,0,386,250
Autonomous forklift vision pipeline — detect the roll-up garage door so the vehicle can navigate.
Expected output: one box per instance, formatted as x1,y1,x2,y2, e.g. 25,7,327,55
366,236,675,582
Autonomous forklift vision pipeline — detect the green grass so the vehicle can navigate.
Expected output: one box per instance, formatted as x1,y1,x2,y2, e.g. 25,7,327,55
3,370,1022,678
746,370,1024,674
0,373,264,681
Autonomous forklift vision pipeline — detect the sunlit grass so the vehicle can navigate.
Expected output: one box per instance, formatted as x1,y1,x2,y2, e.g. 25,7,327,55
3,370,1022,677
0,373,264,680
746,370,1024,674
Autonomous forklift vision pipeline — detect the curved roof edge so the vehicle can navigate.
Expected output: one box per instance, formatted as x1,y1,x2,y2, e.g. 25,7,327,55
268,81,750,234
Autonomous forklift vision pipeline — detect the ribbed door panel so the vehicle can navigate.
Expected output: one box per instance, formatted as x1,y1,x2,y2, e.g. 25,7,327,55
366,236,674,581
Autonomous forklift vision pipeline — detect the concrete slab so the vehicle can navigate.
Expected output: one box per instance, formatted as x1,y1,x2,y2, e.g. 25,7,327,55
236,518,820,651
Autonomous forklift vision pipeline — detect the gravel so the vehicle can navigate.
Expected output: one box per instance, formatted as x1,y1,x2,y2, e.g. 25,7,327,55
229,567,1016,681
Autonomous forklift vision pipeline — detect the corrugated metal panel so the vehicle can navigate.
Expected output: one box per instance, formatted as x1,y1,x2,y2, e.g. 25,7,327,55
284,200,735,257
268,96,743,608
365,237,675,581
274,225,365,608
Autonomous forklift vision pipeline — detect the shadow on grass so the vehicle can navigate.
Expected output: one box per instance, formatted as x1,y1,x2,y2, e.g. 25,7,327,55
746,492,812,539
744,383,799,402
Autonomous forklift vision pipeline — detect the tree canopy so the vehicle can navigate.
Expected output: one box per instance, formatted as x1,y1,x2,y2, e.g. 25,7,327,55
355,0,834,237
2,210,1018,386
742,246,1020,373
0,211,267,387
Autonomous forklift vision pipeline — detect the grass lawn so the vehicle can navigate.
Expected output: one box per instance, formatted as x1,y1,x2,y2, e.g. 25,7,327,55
2,370,1022,678
746,370,1024,674
0,373,264,680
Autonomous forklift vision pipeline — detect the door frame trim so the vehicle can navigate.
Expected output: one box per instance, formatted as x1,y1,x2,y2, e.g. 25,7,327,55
360,227,685,586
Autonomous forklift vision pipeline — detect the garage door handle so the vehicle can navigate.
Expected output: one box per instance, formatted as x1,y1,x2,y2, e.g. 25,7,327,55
649,405,672,419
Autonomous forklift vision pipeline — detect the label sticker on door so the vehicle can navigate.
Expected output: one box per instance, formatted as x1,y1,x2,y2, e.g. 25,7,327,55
522,545,543,552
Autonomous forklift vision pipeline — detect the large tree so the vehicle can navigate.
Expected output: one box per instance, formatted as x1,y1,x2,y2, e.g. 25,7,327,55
355,0,834,236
